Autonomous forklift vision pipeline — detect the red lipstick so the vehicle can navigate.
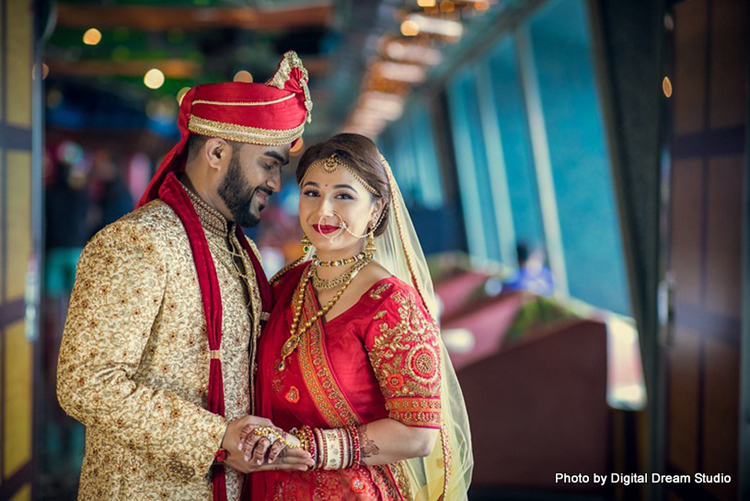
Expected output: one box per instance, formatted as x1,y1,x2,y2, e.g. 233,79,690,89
312,224,340,235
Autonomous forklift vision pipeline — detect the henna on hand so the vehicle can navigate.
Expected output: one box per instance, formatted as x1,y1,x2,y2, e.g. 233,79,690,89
357,423,380,459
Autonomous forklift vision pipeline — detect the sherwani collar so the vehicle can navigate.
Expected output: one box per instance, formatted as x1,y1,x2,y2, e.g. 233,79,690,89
180,182,234,239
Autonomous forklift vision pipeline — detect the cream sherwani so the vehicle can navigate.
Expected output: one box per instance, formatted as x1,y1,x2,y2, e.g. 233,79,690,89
57,185,263,500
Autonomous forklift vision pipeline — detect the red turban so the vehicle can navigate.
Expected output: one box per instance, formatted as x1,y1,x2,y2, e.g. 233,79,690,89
137,51,312,207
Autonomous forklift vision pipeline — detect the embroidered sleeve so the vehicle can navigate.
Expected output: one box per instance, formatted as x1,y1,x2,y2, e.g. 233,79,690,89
365,287,442,429
56,220,227,481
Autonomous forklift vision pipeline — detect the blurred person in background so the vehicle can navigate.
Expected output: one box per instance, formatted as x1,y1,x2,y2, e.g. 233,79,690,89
45,160,90,301
56,52,315,501
503,242,554,296
89,149,134,235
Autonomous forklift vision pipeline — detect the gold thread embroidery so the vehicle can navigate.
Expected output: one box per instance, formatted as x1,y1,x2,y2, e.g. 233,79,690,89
440,422,452,500
266,51,309,90
390,462,413,500
370,465,402,500
369,283,392,300
266,51,313,123
192,94,295,107
183,184,229,237
368,289,442,413
188,115,304,146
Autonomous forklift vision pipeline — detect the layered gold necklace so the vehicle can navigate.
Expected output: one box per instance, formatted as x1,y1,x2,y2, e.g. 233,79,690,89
278,256,371,371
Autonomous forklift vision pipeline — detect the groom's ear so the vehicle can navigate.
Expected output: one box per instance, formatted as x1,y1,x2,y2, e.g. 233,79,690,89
204,138,231,172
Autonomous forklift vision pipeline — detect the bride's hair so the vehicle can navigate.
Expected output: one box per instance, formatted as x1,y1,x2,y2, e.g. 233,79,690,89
296,133,391,236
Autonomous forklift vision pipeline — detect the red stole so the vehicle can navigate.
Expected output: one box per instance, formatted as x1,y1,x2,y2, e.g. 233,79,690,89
157,171,272,500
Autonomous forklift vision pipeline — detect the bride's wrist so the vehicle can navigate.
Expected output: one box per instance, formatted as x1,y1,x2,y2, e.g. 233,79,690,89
302,426,360,470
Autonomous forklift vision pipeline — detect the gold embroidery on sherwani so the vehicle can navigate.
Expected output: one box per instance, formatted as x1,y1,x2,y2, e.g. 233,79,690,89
57,191,261,500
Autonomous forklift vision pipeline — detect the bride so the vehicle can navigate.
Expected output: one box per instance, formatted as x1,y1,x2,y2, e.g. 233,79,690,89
246,133,472,500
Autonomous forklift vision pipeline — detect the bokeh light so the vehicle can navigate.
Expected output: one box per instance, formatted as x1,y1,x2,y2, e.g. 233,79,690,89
144,68,166,89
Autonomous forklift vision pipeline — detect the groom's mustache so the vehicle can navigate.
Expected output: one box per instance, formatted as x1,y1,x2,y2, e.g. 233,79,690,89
254,186,273,198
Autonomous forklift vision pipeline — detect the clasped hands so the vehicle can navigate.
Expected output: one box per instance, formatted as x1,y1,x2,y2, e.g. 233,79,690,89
221,415,314,474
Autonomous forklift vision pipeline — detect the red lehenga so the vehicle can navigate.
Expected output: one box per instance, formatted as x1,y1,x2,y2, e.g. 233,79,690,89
250,262,443,500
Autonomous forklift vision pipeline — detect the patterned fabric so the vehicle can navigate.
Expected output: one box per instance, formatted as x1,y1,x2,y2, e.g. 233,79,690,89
251,262,442,500
365,288,442,429
57,189,262,500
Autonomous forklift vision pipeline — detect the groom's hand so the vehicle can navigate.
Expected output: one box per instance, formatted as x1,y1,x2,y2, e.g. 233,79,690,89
221,416,275,473
240,427,309,466
239,423,314,471
221,416,313,473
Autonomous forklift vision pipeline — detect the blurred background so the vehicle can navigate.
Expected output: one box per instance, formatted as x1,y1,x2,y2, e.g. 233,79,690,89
0,0,748,499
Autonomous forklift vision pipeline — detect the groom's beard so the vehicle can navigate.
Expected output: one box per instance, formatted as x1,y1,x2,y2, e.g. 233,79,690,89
218,153,268,228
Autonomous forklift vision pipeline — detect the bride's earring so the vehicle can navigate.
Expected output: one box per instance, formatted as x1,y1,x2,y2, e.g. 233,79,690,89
301,234,312,253
365,227,376,258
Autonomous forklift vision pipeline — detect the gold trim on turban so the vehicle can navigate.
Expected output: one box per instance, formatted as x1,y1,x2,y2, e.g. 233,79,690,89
192,94,296,107
188,115,305,146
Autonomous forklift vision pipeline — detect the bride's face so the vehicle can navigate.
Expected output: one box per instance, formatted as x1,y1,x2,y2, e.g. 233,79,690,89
298,163,382,257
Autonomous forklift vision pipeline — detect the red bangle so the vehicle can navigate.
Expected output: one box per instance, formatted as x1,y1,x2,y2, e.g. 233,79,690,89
214,448,227,463
349,426,361,469
301,426,317,468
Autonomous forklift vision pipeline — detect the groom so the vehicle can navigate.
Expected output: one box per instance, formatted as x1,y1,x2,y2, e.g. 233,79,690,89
57,52,314,500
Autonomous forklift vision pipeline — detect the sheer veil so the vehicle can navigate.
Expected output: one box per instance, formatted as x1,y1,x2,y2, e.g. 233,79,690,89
295,152,473,499
377,155,473,500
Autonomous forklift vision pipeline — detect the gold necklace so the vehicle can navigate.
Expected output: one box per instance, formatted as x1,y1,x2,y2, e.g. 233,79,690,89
207,238,255,312
312,252,366,268
278,257,371,371
311,263,360,290
208,239,252,282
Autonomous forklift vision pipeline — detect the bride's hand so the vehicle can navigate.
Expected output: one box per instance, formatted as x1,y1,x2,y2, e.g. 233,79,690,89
264,431,302,464
239,423,307,466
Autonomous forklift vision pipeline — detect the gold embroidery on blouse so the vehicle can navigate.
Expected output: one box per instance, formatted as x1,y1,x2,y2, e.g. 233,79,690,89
369,282,392,300
368,289,442,427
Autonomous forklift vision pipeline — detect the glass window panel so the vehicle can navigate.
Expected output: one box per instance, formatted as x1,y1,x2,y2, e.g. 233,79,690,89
488,38,545,250
447,68,502,262
529,0,631,314
412,105,444,209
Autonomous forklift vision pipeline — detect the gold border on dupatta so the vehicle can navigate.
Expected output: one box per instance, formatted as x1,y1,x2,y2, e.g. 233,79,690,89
297,277,360,427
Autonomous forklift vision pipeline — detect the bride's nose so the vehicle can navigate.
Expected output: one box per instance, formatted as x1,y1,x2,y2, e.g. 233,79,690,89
314,196,335,218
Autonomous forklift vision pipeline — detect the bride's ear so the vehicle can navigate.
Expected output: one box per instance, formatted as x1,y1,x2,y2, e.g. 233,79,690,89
370,197,386,224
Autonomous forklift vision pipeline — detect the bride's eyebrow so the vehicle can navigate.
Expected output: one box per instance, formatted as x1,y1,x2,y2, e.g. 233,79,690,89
302,181,319,188
333,184,358,193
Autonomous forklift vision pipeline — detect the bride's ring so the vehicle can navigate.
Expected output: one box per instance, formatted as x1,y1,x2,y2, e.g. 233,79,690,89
251,426,301,449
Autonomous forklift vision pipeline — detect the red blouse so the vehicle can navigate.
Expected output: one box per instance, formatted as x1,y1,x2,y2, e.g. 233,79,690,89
249,262,442,500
